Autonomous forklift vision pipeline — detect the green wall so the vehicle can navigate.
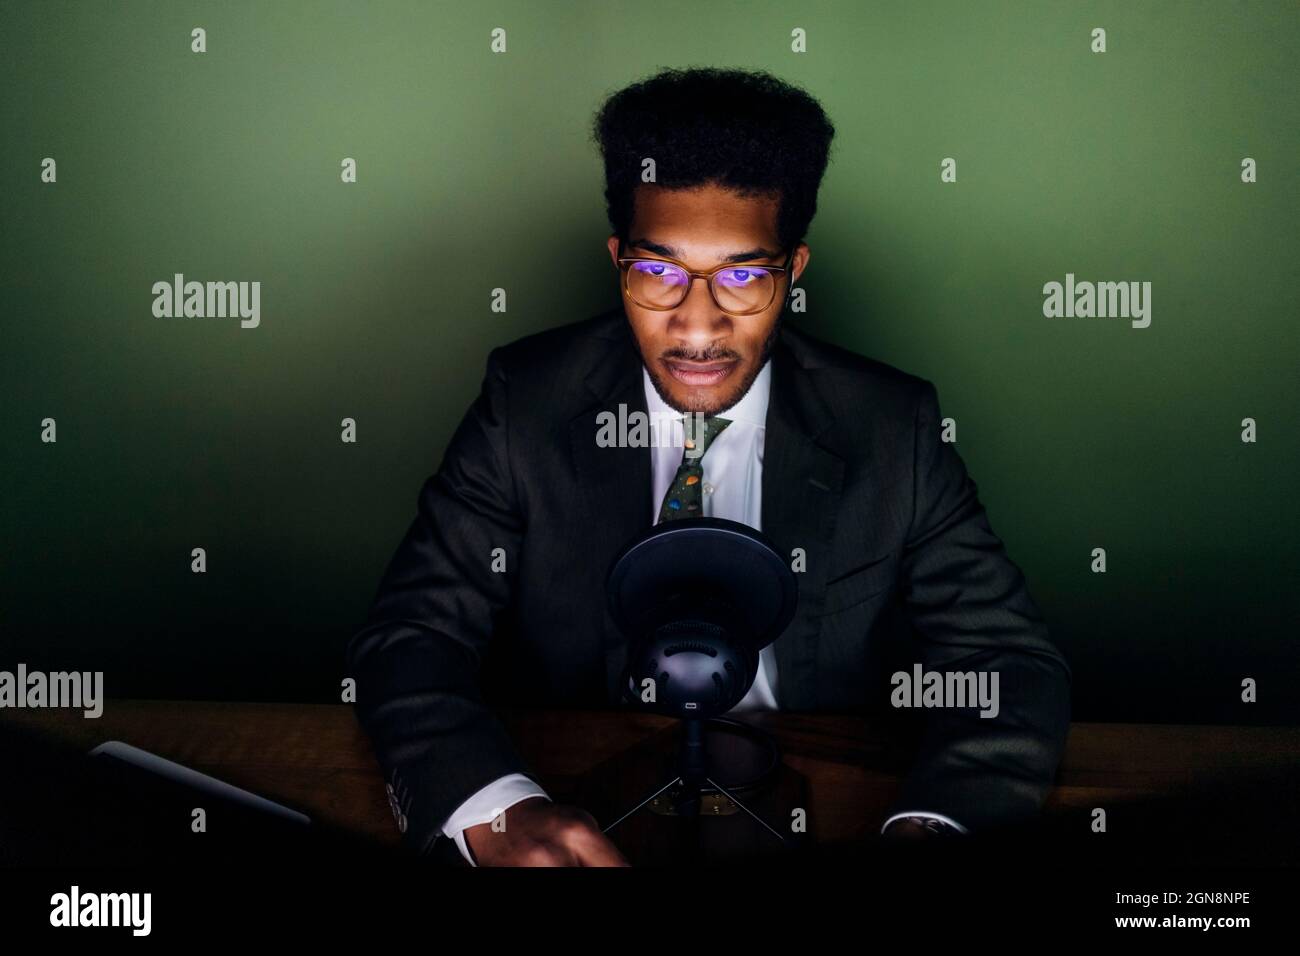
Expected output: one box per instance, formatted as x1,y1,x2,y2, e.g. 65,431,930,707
2,1,1296,720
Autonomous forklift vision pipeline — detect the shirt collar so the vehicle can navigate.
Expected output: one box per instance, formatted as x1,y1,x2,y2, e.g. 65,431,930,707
641,359,771,428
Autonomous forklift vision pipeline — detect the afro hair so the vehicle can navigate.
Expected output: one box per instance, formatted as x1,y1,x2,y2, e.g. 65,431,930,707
593,67,836,252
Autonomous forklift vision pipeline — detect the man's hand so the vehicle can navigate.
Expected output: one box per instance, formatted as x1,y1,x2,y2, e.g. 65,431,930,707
464,797,630,866
882,818,940,840
881,817,959,840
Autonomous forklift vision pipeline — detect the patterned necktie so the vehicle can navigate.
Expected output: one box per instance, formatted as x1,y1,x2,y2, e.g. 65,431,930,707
657,415,732,522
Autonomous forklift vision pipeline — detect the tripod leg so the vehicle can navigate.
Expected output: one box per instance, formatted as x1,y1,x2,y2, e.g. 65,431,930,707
705,776,788,845
601,775,681,834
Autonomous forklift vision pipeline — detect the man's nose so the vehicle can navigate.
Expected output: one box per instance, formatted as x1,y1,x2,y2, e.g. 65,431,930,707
669,276,730,345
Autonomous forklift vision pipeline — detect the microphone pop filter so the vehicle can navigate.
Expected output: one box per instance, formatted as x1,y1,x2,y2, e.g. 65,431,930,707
606,517,798,653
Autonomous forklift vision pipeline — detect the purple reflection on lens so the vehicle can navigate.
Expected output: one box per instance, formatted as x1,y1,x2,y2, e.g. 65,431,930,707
632,261,688,285
715,267,771,288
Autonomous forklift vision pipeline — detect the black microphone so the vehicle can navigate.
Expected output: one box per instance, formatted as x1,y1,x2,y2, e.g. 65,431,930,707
606,517,798,718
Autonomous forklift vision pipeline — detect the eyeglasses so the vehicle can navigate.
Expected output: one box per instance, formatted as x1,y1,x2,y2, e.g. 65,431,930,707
616,244,794,316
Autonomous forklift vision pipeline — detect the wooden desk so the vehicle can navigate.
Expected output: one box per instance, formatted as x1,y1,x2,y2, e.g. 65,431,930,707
5,701,1298,859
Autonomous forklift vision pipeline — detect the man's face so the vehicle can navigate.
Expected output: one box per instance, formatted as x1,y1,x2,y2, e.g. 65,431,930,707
606,183,810,416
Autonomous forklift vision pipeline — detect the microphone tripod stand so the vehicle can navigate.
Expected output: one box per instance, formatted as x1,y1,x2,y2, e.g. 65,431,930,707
601,717,789,862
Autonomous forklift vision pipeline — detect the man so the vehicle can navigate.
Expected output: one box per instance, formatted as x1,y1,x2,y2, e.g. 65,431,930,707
346,67,1071,866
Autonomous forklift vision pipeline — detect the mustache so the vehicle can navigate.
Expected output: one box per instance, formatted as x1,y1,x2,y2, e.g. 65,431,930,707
660,346,741,363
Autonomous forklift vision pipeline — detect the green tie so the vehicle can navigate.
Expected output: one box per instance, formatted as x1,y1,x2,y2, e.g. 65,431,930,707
657,415,732,522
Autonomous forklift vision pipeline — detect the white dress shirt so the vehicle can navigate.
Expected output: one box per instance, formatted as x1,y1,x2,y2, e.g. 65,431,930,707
440,359,964,863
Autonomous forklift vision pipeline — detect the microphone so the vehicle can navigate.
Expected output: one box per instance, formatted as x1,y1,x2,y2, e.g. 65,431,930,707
601,517,800,852
606,517,798,718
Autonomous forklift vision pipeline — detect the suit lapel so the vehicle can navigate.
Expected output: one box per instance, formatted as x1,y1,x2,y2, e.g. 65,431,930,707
565,327,653,703
762,334,846,710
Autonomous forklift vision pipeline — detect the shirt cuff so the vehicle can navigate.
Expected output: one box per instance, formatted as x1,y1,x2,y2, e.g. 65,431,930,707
442,773,551,866
880,810,969,835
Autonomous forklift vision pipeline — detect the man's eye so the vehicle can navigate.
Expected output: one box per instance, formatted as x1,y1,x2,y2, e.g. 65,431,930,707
719,267,769,286
635,262,686,283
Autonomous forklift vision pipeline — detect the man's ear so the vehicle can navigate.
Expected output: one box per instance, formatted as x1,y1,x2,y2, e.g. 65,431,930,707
606,234,622,268
791,242,811,284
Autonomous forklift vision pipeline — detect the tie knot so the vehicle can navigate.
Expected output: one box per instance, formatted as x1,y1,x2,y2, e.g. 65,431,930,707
682,415,731,461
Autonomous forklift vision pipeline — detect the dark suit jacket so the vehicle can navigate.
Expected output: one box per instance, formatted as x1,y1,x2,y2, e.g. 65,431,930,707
345,308,1072,857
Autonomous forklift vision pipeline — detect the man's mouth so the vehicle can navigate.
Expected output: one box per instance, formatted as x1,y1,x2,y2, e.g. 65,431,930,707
663,359,739,387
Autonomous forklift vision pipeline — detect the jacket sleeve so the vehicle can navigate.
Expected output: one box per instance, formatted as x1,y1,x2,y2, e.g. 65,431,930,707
886,380,1072,833
345,347,541,856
